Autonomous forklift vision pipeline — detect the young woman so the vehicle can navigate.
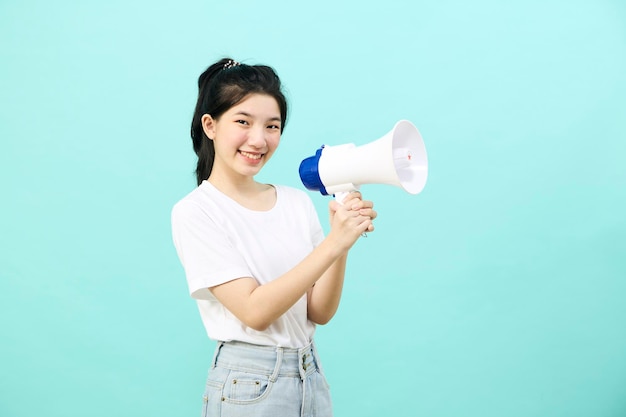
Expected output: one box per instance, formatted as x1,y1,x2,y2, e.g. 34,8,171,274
171,58,377,417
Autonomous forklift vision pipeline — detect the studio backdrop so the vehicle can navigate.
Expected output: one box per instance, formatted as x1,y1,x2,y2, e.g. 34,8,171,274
1,1,625,416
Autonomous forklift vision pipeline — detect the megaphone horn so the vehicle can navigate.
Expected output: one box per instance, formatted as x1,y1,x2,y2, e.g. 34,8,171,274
299,120,428,198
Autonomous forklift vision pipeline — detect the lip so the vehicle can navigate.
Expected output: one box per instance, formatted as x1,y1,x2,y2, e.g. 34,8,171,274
238,150,265,163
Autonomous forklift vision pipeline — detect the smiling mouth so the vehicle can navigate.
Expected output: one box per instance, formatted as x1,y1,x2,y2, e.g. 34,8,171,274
239,150,263,160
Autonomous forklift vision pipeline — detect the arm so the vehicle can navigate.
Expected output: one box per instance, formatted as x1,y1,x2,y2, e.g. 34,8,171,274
209,193,375,331
306,254,347,325
307,194,376,324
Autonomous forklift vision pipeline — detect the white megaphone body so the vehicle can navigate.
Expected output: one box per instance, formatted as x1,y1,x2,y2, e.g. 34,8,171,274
299,120,428,201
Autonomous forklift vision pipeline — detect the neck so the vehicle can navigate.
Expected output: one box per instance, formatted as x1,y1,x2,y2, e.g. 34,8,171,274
207,174,276,211
209,169,252,188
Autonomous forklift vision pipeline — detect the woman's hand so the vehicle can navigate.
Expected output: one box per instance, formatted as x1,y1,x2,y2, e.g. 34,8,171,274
327,191,377,251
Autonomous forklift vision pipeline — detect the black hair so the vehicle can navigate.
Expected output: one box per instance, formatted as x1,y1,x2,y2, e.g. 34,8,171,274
190,58,288,185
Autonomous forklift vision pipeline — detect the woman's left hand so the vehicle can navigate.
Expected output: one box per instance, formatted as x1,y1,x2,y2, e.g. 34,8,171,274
329,191,377,233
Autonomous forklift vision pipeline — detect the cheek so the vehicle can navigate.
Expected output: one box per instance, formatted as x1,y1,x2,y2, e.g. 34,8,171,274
268,135,281,150
217,129,247,147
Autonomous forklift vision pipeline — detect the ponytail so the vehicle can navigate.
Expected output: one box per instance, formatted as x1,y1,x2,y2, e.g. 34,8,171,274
190,59,229,185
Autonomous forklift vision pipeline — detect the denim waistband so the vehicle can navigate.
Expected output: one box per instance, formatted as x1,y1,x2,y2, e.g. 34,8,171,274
212,340,322,381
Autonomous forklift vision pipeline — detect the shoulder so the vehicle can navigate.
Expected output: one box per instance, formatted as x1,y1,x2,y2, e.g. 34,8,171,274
274,184,314,204
171,182,220,224
274,185,321,220
172,187,202,217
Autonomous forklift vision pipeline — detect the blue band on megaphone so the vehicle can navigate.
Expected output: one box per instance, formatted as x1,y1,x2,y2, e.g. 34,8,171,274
298,146,329,195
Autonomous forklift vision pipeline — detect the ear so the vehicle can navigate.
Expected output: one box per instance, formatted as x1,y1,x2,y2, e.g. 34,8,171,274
201,114,216,140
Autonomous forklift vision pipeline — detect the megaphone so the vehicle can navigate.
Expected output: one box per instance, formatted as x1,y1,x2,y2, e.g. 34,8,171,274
298,120,428,200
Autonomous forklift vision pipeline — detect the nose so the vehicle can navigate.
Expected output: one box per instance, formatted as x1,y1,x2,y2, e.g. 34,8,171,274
247,126,267,148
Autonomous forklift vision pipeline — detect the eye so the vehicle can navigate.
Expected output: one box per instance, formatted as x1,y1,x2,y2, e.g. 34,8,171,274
267,124,281,130
236,119,249,125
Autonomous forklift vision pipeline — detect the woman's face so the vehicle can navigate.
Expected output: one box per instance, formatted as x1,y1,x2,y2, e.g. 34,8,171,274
202,93,282,181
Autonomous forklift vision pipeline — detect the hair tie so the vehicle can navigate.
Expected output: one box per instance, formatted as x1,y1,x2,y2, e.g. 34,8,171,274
223,59,240,70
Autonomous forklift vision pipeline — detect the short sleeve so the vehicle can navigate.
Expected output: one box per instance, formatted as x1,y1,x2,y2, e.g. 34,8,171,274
171,199,252,300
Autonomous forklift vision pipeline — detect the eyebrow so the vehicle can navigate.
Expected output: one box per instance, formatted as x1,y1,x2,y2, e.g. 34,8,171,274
234,111,281,123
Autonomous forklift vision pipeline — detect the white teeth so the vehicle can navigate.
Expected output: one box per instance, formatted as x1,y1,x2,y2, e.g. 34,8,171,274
240,151,262,160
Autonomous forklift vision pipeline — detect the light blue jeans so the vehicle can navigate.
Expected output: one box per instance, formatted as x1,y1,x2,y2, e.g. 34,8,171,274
201,340,333,417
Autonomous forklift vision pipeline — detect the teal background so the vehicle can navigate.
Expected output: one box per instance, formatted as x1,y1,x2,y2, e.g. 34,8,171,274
1,0,625,416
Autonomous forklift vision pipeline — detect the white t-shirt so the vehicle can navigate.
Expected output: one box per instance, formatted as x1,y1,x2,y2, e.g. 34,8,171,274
171,180,325,348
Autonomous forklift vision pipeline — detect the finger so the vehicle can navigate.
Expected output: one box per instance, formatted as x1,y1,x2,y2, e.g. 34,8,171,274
355,202,374,212
338,191,361,205
349,198,374,211
357,218,374,234
349,199,369,211
342,192,362,205
359,208,377,220
328,200,340,212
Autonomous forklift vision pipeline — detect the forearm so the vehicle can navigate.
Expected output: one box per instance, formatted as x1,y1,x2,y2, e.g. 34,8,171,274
307,253,348,324
218,236,346,331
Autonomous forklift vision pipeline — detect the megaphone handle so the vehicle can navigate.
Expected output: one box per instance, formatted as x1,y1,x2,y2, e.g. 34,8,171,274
333,191,367,238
